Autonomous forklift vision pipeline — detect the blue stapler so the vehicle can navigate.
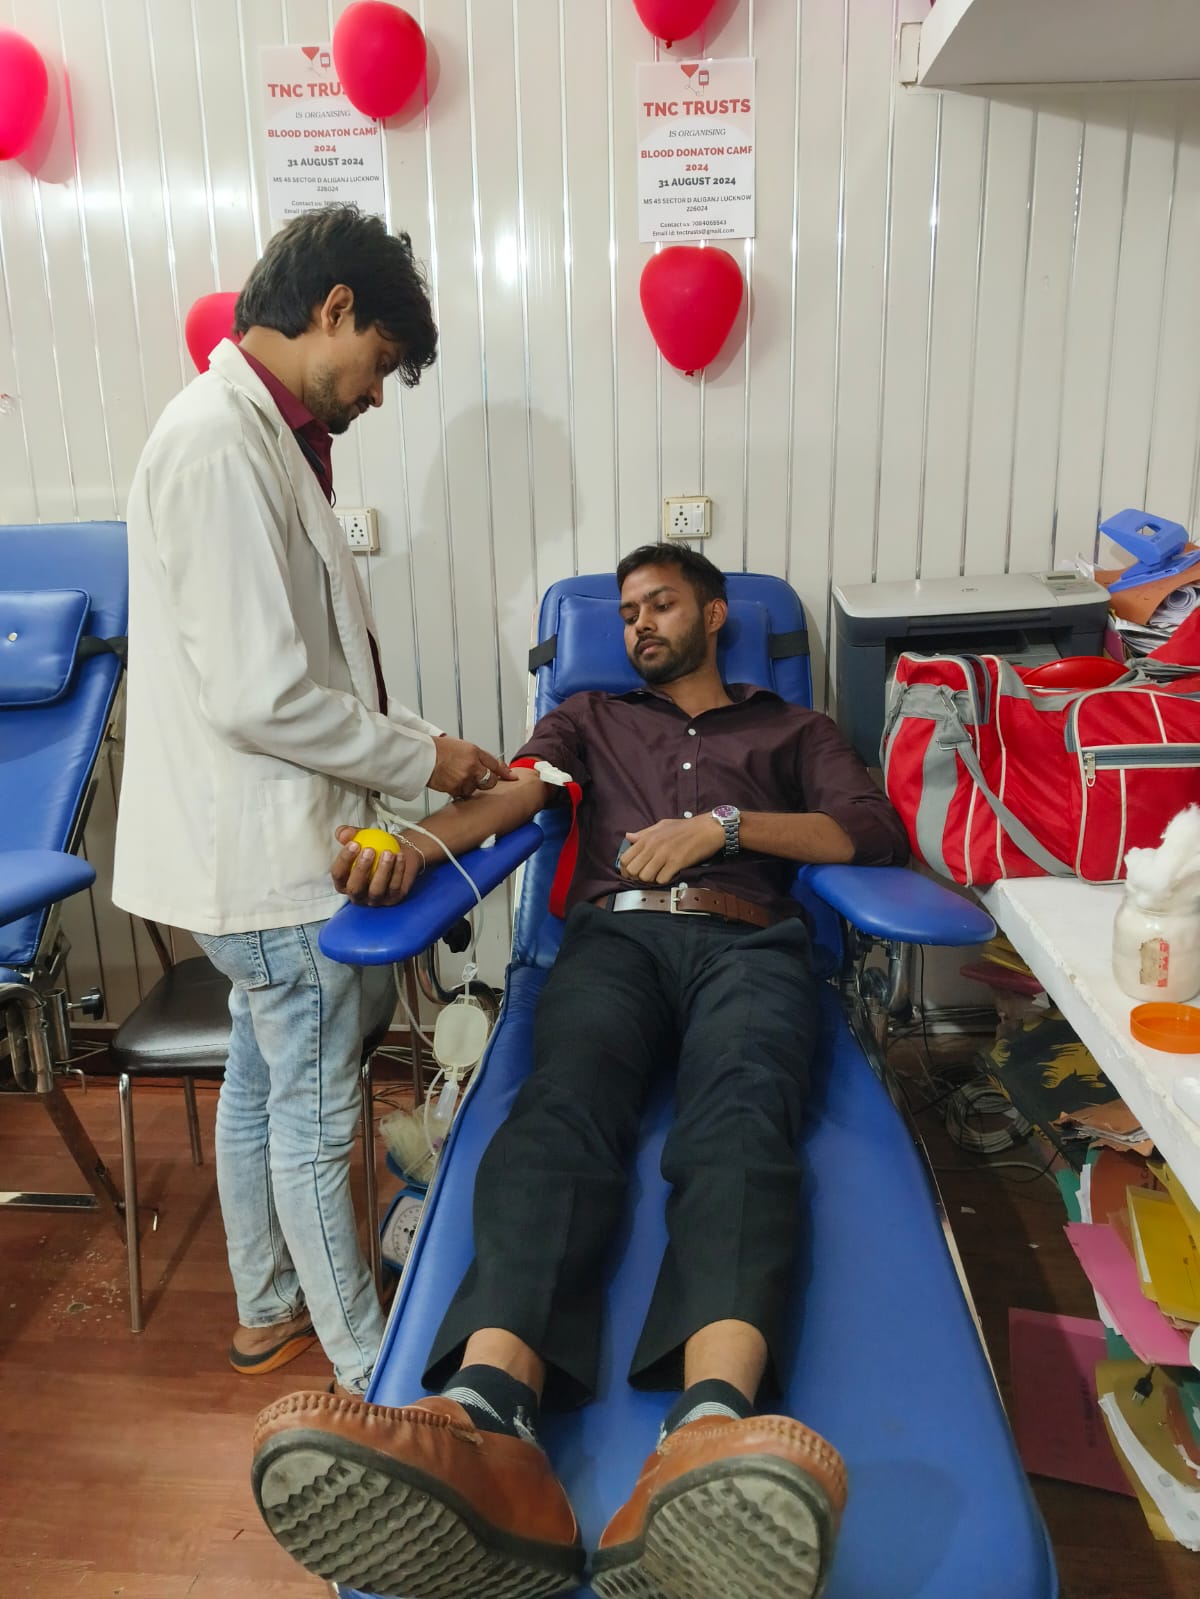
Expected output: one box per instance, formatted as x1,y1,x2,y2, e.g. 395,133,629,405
1100,508,1200,593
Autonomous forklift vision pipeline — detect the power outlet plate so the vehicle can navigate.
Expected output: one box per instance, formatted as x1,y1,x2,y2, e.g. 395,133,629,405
663,495,712,540
337,507,379,554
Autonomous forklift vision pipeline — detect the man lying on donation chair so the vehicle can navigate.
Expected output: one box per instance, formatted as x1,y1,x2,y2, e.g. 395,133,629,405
251,542,909,1599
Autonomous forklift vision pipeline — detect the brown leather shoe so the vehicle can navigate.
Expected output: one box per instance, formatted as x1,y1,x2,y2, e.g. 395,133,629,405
251,1391,584,1599
591,1414,847,1599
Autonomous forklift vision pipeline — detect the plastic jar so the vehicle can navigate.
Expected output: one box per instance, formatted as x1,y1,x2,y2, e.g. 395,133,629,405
1112,892,1200,1003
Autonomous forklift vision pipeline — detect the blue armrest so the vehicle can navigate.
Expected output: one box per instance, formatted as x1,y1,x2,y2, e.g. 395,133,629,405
798,864,995,947
0,850,96,929
318,823,546,966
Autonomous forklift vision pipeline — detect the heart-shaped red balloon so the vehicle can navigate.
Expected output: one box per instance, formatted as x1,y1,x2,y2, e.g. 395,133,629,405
632,0,718,46
334,1,427,121
185,292,240,374
0,30,49,161
639,246,743,375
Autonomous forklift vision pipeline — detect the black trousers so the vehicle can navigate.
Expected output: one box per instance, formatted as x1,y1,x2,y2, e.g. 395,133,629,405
424,902,820,1409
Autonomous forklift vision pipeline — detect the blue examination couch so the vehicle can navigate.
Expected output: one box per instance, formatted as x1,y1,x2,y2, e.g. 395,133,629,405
1,523,129,1226
321,573,1060,1599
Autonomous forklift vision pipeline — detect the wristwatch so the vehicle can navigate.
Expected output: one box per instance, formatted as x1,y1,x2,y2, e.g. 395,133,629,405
710,804,741,857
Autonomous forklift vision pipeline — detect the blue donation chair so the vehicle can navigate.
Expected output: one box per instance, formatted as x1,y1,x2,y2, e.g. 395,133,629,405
320,573,1059,1599
0,523,130,1245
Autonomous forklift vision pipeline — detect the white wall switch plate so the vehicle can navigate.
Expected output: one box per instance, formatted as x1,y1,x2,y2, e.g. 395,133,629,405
337,507,379,554
663,496,712,540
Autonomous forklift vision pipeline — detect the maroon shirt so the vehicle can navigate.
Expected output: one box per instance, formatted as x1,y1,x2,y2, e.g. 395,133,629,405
237,347,388,714
513,684,909,921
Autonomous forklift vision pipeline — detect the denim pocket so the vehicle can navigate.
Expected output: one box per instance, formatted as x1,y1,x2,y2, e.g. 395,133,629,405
195,930,270,991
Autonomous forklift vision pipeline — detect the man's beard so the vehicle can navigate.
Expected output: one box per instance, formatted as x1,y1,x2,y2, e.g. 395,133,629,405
306,366,362,435
631,614,708,684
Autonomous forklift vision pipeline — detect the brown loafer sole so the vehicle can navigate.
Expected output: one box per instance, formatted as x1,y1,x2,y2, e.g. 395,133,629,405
252,1427,585,1599
591,1455,837,1599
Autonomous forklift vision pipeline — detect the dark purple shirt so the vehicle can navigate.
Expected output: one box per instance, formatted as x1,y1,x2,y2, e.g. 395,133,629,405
513,684,909,921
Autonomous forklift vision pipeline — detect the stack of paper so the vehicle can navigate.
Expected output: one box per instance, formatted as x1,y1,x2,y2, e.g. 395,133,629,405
1097,1363,1200,1547
1128,1187,1200,1325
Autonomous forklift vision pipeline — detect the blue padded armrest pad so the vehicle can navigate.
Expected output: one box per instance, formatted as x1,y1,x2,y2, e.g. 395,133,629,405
799,864,995,947
0,850,96,930
319,823,545,966
354,972,1056,1599
0,589,89,705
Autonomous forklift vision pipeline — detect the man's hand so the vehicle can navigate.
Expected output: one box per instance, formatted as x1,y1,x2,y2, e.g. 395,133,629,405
332,824,422,907
619,815,724,885
429,736,514,800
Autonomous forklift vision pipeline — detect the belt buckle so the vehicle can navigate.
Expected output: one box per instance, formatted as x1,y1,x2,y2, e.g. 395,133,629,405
669,884,705,916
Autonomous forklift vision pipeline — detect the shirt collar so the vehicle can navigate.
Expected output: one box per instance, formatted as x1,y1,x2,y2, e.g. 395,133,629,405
238,346,322,436
616,682,775,709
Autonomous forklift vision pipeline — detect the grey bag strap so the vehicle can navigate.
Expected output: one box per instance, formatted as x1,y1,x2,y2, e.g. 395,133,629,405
936,697,1074,877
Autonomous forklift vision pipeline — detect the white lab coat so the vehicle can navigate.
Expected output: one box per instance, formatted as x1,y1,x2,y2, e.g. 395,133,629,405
112,339,441,935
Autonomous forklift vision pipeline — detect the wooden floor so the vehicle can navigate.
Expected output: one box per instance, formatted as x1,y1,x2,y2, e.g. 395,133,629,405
1,1071,1197,1598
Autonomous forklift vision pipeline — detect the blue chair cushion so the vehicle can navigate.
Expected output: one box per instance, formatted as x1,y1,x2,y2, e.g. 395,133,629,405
0,590,90,706
0,524,127,967
356,969,1057,1599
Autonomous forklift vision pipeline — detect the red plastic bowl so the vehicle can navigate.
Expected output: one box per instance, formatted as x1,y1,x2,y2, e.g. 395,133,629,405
1023,655,1126,691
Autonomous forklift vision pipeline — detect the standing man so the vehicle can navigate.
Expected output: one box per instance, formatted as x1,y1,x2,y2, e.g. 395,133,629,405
113,204,509,1397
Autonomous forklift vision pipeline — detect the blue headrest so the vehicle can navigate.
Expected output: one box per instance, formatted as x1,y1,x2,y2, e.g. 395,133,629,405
534,571,812,715
551,593,776,699
0,590,90,707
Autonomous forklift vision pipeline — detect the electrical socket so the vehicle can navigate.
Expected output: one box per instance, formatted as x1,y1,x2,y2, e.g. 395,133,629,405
336,507,379,554
663,495,712,541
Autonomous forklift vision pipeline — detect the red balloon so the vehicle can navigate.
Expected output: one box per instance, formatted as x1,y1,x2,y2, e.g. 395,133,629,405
640,247,743,375
0,30,49,161
185,292,240,374
632,0,718,46
333,2,427,120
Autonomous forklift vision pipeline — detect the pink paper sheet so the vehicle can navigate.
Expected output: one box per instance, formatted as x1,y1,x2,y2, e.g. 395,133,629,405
1064,1222,1193,1365
1009,1309,1135,1496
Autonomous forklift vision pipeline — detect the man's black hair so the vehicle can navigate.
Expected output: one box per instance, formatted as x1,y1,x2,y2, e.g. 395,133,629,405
616,542,728,608
234,205,437,387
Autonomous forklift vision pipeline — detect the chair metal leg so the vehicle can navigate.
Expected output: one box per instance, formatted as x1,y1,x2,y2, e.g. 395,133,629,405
359,1052,383,1297
182,1076,203,1166
117,1072,144,1334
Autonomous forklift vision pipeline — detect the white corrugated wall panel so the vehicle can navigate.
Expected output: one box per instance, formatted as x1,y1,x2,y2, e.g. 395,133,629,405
3,1,1200,1013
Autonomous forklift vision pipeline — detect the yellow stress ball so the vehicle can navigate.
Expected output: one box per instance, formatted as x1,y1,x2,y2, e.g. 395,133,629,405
352,827,401,877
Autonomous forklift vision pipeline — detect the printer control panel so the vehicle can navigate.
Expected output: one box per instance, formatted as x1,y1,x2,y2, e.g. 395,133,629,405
1034,570,1105,602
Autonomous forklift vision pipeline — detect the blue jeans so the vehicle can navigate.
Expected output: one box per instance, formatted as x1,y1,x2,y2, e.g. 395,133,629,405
194,921,390,1395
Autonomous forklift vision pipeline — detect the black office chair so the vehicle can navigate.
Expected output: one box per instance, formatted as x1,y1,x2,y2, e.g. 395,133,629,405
108,924,389,1332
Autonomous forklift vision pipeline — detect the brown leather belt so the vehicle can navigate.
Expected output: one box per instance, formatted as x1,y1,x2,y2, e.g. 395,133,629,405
594,885,772,928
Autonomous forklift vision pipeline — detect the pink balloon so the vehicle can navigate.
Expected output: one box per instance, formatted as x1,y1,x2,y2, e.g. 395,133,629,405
0,30,49,162
185,292,240,374
640,247,744,375
632,0,718,46
333,2,427,121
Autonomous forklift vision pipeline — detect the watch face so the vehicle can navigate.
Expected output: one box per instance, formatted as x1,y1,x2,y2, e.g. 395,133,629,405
712,805,738,822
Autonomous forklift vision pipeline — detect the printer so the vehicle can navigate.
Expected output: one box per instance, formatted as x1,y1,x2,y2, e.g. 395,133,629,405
832,570,1110,767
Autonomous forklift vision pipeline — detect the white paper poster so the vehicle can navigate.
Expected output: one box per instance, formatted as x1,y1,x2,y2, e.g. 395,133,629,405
637,58,755,243
261,45,386,234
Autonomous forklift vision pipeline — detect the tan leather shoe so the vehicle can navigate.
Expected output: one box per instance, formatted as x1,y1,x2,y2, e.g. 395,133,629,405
591,1414,848,1599
251,1391,584,1599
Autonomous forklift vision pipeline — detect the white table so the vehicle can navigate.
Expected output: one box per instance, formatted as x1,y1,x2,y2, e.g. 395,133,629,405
980,878,1200,1212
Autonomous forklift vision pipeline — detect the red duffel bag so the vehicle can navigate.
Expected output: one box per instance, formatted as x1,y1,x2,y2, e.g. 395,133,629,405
881,651,1200,886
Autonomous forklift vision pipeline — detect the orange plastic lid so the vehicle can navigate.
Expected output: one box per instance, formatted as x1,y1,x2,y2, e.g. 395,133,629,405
1130,1002,1200,1052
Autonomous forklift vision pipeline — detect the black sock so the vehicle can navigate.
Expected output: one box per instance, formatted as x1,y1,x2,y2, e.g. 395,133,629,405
661,1377,754,1440
440,1363,542,1442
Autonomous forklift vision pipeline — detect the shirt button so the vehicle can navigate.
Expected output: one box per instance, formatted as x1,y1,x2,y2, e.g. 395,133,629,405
683,810,693,818
687,728,697,736
682,761,692,771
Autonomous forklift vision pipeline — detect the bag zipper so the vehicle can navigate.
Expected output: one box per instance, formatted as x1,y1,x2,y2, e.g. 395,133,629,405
1081,745,1200,787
